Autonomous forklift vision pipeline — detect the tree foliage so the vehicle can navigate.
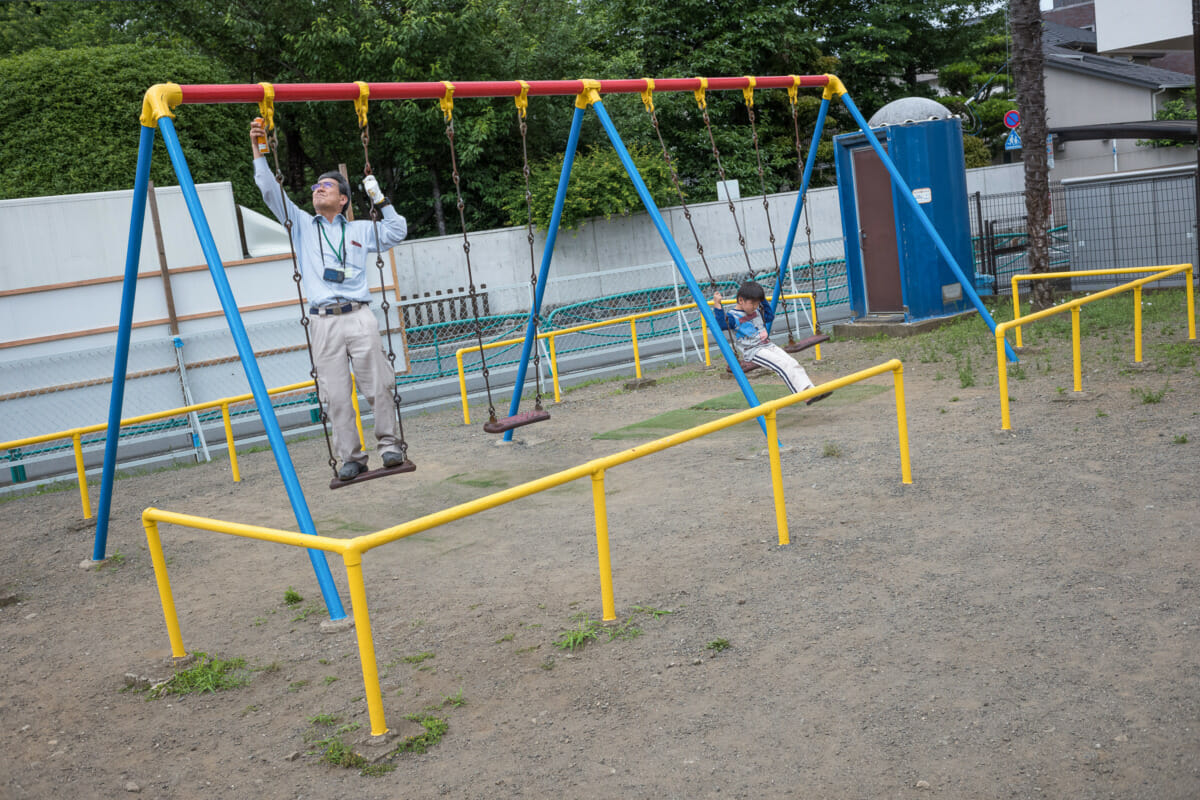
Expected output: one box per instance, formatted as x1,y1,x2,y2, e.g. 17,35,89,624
0,44,257,204
1,0,1012,235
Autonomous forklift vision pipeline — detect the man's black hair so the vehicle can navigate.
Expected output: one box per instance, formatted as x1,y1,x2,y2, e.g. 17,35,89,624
736,281,766,303
317,170,352,215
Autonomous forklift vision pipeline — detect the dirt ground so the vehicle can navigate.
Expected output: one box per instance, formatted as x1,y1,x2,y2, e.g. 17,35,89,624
1,312,1199,800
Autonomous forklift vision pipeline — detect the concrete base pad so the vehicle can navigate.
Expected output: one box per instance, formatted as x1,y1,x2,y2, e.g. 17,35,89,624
320,617,355,634
832,309,978,340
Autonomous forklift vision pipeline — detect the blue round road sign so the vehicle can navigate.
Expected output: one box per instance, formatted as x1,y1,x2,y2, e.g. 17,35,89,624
1003,110,1021,129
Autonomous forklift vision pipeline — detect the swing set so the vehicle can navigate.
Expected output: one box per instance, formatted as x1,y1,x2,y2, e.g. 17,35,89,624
95,74,1010,624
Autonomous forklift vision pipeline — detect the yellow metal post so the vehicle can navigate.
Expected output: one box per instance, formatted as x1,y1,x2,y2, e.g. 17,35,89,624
701,317,712,366
549,336,562,402
221,403,240,482
344,551,388,737
590,469,617,622
1187,265,1196,339
892,364,913,484
72,432,91,519
351,375,365,448
1133,286,1143,363
1012,276,1024,349
457,351,472,425
141,513,187,658
630,321,642,379
1071,306,1082,392
764,410,789,545
997,330,1012,430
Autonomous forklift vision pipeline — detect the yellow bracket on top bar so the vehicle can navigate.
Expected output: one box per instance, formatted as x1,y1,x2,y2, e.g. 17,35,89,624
258,82,275,131
515,80,530,118
140,83,182,128
742,75,756,107
693,77,708,110
439,81,455,120
575,79,601,109
787,75,801,106
823,73,847,100
354,81,370,128
639,78,655,113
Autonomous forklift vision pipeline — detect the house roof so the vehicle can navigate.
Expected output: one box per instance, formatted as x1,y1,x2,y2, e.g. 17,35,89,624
1049,119,1198,142
1043,25,1194,89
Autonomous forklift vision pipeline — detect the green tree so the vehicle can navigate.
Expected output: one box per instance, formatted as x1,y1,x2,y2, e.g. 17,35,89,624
0,45,257,205
1142,88,1196,147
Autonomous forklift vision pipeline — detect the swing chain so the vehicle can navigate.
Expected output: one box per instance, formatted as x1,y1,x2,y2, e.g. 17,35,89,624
269,125,339,476
790,94,820,335
517,108,545,409
445,117,498,423
359,120,409,459
699,103,751,276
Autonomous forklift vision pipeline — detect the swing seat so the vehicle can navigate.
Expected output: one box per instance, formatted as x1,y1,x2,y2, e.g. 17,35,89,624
329,459,417,490
483,408,551,434
727,334,830,374
782,333,830,354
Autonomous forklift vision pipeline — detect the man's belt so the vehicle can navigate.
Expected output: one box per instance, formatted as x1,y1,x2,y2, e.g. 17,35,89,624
309,301,368,316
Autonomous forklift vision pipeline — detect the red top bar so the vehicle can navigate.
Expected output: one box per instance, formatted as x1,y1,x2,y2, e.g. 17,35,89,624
178,75,830,105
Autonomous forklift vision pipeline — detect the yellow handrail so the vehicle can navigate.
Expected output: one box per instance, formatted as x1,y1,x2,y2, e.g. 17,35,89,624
995,263,1195,430
3,380,316,518
456,293,821,425
1010,266,1197,348
142,358,910,738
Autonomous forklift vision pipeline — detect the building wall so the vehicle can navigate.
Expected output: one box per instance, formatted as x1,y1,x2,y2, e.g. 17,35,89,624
1095,0,1192,54
1045,68,1193,180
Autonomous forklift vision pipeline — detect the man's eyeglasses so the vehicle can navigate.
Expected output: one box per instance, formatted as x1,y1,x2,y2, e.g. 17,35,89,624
311,180,340,192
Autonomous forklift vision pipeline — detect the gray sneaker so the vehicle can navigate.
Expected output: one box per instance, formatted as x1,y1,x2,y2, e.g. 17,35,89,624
337,461,366,481
381,451,406,468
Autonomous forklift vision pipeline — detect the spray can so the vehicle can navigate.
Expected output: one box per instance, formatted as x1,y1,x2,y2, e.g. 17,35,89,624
253,117,270,155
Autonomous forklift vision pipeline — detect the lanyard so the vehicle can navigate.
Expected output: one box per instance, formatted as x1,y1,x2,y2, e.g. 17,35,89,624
318,218,346,267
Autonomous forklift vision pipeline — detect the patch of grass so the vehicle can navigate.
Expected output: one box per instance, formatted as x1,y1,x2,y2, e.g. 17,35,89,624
283,587,303,606
309,713,341,726
555,615,603,651
495,633,514,643
147,652,250,698
292,604,320,622
957,354,976,388
822,442,842,458
1096,409,1108,418
707,638,731,653
394,715,449,754
288,680,309,693
440,689,467,708
403,651,435,665
323,676,338,686
631,605,673,619
1173,434,1188,444
1132,384,1169,404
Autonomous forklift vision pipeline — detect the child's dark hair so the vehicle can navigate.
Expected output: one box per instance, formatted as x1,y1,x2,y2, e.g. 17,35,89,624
736,281,766,303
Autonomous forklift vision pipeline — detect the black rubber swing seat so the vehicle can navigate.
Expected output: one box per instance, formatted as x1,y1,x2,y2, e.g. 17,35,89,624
728,334,830,374
483,408,551,434
329,459,417,490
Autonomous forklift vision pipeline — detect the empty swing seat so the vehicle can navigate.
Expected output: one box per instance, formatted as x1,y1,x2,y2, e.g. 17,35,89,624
483,408,551,434
329,459,417,490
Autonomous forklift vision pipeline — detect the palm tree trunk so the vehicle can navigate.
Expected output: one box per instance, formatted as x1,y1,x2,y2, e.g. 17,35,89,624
1010,0,1054,310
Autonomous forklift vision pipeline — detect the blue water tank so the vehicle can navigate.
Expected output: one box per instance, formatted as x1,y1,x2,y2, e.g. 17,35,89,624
833,117,978,323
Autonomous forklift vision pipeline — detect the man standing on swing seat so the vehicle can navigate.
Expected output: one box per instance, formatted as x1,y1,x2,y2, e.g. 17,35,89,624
711,281,832,405
250,118,409,481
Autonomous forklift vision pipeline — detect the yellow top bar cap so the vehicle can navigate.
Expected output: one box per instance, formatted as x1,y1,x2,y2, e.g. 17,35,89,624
140,83,182,128
575,79,601,109
258,82,276,131
823,74,847,100
693,77,708,110
639,78,655,113
742,75,756,107
515,80,530,118
439,81,454,121
354,81,370,128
